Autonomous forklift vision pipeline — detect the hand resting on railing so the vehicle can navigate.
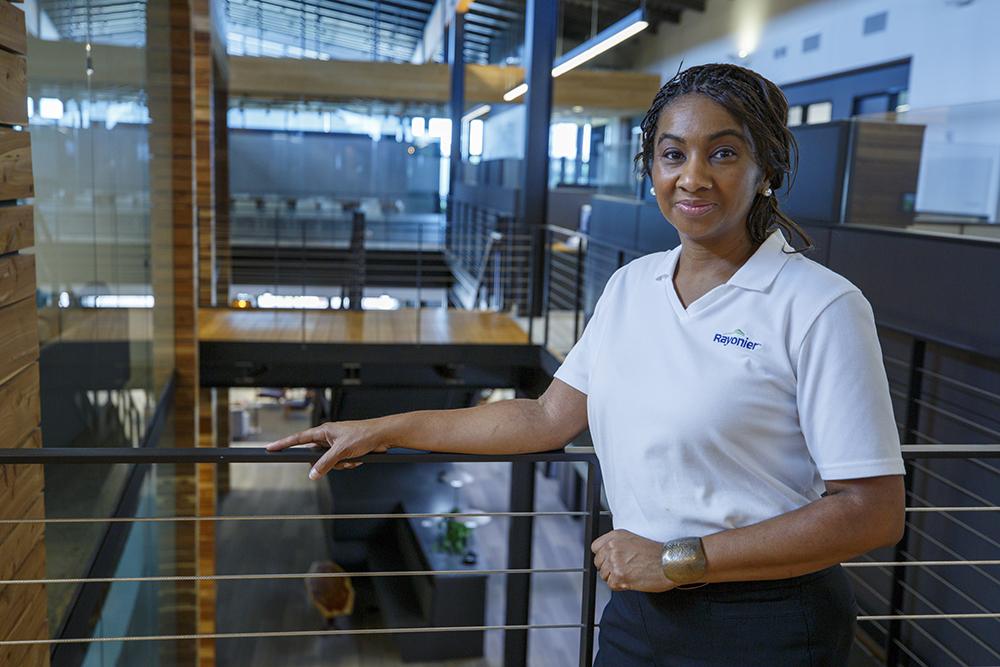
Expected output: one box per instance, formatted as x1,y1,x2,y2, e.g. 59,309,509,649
265,378,589,480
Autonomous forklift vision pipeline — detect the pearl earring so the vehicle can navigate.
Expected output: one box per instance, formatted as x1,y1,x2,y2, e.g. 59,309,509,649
650,186,656,196
763,187,773,197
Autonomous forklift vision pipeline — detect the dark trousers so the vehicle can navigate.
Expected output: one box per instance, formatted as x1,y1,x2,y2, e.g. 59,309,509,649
595,565,857,667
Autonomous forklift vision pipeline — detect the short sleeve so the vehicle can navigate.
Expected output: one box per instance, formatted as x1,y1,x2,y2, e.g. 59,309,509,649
553,272,617,395
795,290,906,480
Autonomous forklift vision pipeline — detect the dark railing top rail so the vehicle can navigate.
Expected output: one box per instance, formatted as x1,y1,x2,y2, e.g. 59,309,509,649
0,444,996,465
0,447,598,465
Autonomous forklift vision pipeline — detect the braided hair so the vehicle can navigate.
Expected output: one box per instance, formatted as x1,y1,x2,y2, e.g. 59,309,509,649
635,63,812,253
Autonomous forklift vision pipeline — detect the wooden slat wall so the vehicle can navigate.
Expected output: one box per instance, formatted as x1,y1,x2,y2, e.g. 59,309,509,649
147,0,198,663
0,204,33,253
0,2,50,664
192,2,226,663
194,0,215,310
0,3,27,58
0,49,27,126
0,128,33,200
196,389,217,666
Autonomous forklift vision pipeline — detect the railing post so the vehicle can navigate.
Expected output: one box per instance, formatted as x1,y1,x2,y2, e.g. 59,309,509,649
886,337,926,666
504,459,537,667
417,220,423,343
527,228,537,343
543,229,552,349
579,458,602,667
348,210,365,311
573,235,585,344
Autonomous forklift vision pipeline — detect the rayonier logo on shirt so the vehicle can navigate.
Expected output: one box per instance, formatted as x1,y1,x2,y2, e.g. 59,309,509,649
713,328,762,351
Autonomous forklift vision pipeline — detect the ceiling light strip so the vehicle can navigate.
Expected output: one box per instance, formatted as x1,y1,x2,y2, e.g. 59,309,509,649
502,8,649,102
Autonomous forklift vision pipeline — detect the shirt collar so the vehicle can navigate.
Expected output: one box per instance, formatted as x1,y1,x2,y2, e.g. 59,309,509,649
654,229,792,292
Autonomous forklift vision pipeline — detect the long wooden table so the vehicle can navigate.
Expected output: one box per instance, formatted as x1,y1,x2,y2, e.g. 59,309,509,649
198,307,529,345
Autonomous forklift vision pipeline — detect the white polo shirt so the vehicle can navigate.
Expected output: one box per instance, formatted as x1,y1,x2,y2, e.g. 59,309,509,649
555,230,905,543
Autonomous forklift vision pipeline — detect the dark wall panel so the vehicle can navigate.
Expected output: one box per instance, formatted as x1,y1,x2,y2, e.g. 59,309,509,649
781,122,851,224
826,227,1000,357
636,203,679,253
587,195,640,248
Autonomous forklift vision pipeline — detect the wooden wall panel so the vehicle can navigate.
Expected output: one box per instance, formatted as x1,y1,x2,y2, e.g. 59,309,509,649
0,363,40,449
0,500,43,580
0,204,33,253
0,585,47,666
0,4,48,664
192,2,226,662
0,128,32,200
194,0,215,309
0,538,44,631
0,2,27,55
196,389,216,666
0,461,43,548
847,122,926,228
148,0,199,662
0,49,27,126
0,253,33,307
0,298,37,385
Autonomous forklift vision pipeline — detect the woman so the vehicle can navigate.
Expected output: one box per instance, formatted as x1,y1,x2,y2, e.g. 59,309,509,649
267,64,905,665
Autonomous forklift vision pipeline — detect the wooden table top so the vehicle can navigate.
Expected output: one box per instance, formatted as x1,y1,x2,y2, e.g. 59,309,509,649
38,307,531,346
198,307,529,345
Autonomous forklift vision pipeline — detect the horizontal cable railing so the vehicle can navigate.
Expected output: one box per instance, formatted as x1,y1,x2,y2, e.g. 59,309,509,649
0,448,605,666
0,445,996,667
14,223,1000,665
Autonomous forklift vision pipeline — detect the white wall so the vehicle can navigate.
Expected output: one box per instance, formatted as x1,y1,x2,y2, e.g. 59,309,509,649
634,0,1000,109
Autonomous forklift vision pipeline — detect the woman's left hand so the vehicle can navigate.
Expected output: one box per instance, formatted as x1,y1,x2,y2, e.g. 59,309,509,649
591,529,676,593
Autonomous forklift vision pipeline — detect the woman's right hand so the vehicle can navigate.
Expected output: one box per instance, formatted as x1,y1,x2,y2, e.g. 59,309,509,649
265,419,390,480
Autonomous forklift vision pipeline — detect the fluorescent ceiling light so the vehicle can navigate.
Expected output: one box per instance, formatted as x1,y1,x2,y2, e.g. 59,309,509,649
552,9,649,78
503,83,528,102
462,104,491,122
502,8,648,102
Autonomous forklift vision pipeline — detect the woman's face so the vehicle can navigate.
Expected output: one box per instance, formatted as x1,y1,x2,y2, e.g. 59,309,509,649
649,93,767,247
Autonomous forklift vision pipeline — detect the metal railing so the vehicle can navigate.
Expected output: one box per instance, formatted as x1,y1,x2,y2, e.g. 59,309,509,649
223,204,535,325
0,445,997,667
0,446,605,667
11,222,1000,665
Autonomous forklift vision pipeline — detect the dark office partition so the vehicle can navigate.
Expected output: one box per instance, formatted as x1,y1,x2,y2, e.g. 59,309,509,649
781,121,852,225
588,195,640,246
826,226,1000,357
547,187,595,231
798,223,833,265
636,203,679,253
453,182,518,216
